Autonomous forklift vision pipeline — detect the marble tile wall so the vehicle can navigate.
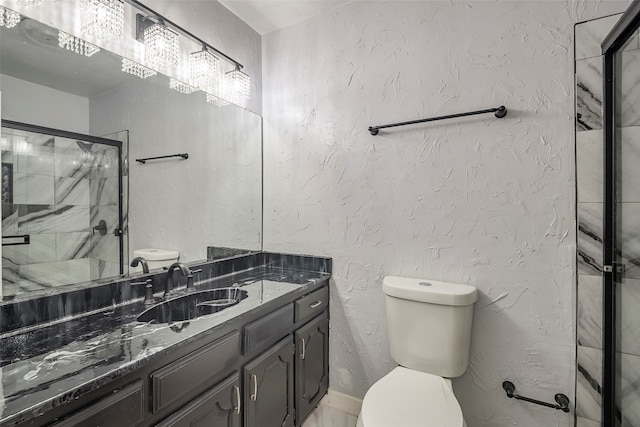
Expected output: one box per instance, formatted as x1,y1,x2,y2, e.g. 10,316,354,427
1,127,125,296
575,13,640,427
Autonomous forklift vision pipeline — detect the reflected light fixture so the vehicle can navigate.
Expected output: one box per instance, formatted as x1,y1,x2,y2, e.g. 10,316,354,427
169,78,197,94
80,0,124,43
144,21,179,70
58,31,100,57
17,0,42,6
224,67,251,108
122,58,156,79
206,93,229,107
0,7,20,28
190,48,220,92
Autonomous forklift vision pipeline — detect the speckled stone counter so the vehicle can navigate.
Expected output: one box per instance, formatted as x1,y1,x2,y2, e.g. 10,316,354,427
0,253,331,426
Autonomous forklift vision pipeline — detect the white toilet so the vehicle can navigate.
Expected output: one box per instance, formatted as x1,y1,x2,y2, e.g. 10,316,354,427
356,276,478,427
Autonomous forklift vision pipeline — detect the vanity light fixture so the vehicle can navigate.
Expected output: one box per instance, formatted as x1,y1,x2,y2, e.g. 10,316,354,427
224,67,251,108
143,21,179,70
0,7,20,28
190,48,220,93
122,58,156,79
58,31,100,57
169,78,197,94
130,2,251,108
80,0,124,44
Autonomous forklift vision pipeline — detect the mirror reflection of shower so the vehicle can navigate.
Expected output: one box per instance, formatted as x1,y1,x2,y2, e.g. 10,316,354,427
0,123,123,297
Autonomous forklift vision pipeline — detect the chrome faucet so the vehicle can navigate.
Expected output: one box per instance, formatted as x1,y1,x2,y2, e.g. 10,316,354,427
164,262,192,298
130,257,149,274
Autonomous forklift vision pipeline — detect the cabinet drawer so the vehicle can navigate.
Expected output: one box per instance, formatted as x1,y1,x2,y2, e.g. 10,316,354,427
295,286,328,321
243,303,293,354
52,381,144,427
151,330,241,414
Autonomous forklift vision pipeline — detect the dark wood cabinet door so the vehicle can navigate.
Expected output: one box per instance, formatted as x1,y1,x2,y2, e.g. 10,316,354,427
156,373,241,427
244,337,295,427
294,313,329,425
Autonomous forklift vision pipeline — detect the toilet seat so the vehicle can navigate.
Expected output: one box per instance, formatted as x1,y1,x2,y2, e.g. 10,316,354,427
359,367,464,427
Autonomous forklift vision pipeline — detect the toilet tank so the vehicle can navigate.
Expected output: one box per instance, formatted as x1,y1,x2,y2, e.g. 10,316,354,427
383,276,478,378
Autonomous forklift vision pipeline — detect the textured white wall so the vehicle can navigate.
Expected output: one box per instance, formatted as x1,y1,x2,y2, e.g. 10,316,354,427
262,1,628,426
0,74,89,134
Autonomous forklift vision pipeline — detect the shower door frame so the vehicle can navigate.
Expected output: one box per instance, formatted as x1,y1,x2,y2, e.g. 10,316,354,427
601,1,640,425
0,119,125,275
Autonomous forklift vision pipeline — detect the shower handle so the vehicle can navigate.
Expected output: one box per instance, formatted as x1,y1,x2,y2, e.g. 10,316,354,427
92,220,107,236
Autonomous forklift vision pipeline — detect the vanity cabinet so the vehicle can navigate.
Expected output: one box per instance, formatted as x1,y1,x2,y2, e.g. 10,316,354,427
23,283,329,427
294,312,329,425
155,374,241,427
243,337,295,427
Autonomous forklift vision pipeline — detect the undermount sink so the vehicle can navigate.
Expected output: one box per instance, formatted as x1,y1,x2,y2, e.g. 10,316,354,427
137,287,248,324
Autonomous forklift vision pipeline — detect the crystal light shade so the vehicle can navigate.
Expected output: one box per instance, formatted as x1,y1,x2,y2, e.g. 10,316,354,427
80,0,124,44
224,68,251,108
144,22,179,70
170,78,197,94
190,49,220,92
0,7,20,28
59,31,100,57
122,58,156,79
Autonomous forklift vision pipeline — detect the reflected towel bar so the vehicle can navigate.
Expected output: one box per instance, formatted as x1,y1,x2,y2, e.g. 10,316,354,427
368,106,507,135
502,381,570,412
136,153,189,164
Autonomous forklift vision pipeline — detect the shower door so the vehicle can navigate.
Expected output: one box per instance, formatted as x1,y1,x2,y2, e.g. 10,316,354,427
0,121,123,297
603,2,640,425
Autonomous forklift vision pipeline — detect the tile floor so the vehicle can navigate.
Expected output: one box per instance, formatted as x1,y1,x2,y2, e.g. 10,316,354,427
302,404,358,427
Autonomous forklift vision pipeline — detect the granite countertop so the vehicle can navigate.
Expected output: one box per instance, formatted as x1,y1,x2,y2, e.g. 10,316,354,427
0,266,329,426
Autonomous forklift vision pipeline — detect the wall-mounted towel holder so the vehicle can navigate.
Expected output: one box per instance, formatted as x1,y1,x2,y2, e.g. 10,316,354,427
368,105,507,135
502,381,570,412
136,153,189,164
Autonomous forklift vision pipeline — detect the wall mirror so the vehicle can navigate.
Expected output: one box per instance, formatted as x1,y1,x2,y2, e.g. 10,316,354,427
0,0,263,300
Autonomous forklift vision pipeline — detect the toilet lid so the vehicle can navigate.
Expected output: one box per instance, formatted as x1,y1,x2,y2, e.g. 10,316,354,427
360,367,464,427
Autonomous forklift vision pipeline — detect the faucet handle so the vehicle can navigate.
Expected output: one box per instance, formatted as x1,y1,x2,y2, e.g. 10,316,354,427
130,279,156,305
190,268,203,274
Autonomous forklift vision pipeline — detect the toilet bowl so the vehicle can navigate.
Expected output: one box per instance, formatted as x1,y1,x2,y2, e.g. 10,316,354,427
356,367,467,427
356,276,477,427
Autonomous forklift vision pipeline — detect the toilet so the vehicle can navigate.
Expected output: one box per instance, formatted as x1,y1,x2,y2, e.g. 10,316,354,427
356,276,478,427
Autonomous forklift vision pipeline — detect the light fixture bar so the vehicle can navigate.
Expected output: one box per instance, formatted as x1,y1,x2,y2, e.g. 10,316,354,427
58,31,100,57
125,0,243,70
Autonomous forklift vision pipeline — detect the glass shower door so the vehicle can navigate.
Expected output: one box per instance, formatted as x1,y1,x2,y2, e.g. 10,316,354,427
603,3,640,425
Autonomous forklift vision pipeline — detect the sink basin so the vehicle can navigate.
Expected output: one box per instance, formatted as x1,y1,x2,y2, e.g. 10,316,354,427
137,287,248,324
